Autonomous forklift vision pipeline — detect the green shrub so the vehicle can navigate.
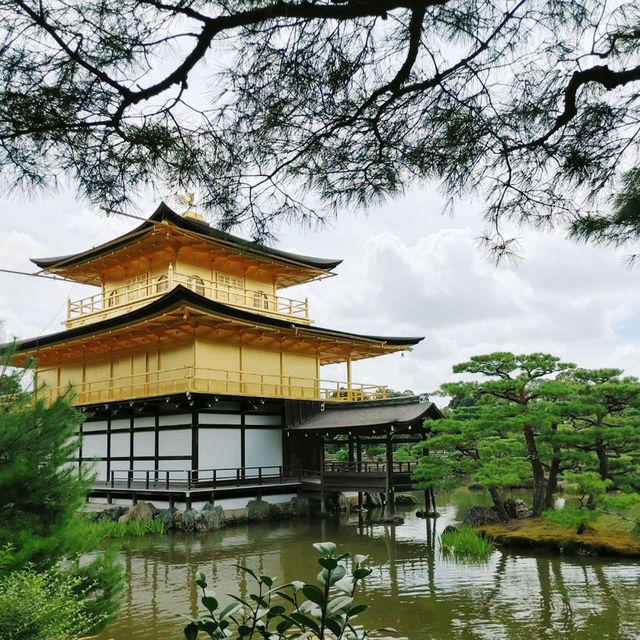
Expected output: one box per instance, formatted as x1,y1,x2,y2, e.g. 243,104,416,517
0,567,107,640
440,525,493,559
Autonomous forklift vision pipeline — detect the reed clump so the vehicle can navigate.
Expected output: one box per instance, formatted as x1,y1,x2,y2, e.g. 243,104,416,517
85,517,165,539
440,525,493,559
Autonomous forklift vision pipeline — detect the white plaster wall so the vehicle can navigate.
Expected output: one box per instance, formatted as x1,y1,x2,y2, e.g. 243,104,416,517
199,428,241,472
111,418,130,430
245,429,282,468
84,460,107,482
134,431,155,457
158,429,190,456
82,433,107,458
111,432,130,457
245,415,282,426
158,459,190,473
158,414,192,427
134,416,156,428
83,420,107,432
199,413,241,425
130,460,156,472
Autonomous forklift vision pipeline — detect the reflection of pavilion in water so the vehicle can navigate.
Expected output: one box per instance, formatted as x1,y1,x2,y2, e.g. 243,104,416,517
101,511,639,640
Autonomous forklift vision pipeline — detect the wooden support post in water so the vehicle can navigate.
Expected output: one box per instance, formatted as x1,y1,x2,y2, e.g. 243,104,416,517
384,431,394,519
319,441,326,513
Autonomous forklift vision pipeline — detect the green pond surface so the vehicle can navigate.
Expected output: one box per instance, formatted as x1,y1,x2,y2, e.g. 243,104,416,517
97,502,640,640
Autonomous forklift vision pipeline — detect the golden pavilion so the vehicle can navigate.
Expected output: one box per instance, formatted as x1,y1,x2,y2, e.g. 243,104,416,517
12,203,441,511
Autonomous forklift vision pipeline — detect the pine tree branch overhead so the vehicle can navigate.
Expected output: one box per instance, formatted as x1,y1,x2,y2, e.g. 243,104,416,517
1,0,640,250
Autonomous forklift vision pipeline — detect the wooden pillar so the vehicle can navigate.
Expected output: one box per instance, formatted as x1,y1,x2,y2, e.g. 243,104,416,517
106,415,112,484
346,355,352,401
355,436,362,472
348,433,354,466
129,413,134,473
384,431,394,518
154,410,159,481
319,435,327,514
191,408,199,482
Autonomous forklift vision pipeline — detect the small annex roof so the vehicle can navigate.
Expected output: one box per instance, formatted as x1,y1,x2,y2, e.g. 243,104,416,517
31,202,342,286
11,285,424,366
287,396,443,433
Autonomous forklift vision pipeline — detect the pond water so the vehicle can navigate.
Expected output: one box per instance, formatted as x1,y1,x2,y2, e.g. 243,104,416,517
97,499,640,640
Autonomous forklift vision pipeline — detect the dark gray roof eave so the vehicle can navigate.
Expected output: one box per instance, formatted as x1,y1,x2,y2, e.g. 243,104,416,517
31,202,343,271
11,285,425,352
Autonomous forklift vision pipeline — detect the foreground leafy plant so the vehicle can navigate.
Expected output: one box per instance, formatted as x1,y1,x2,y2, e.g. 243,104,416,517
183,541,396,639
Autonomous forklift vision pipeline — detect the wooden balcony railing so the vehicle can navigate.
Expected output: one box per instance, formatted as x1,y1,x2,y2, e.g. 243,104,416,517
40,365,387,405
66,267,309,327
104,465,293,489
323,461,419,474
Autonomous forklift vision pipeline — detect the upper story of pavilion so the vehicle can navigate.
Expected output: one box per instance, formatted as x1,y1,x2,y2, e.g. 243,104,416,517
32,202,340,329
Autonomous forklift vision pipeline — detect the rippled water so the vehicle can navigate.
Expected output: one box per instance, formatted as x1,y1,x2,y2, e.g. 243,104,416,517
97,503,640,640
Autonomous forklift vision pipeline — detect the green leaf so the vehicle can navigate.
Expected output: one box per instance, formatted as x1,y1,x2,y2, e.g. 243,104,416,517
184,622,198,640
318,557,338,570
328,564,346,585
353,568,372,580
348,604,367,616
290,612,321,634
249,593,268,607
237,624,252,637
302,584,326,606
276,619,294,634
274,590,295,604
268,604,286,618
202,620,218,635
234,565,258,582
260,575,274,587
326,596,353,615
195,571,207,590
334,576,354,594
299,600,322,618
325,617,344,636
218,602,242,619
312,541,336,556
201,596,218,613
228,594,252,608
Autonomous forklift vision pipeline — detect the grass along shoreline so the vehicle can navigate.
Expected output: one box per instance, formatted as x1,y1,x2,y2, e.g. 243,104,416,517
478,514,640,557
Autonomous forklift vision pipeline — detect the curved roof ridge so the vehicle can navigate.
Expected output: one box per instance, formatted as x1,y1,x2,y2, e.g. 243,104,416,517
31,202,342,271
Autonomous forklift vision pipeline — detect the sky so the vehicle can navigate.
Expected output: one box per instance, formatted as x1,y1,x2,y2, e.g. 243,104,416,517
2,187,640,399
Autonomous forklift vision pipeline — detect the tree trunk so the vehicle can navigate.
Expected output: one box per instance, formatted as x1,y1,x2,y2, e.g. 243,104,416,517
488,486,509,522
544,423,561,510
523,424,546,516
544,457,560,510
595,435,609,481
